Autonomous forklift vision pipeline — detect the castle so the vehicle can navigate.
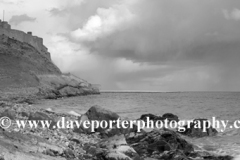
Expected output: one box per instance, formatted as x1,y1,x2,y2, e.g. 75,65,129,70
0,20,50,59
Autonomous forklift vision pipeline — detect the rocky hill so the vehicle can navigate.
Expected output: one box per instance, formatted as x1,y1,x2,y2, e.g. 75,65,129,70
0,35,99,101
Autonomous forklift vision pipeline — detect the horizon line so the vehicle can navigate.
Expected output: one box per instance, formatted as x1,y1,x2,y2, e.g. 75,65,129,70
100,90,240,93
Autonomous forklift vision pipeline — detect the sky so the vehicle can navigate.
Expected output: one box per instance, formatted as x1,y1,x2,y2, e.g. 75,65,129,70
1,0,240,91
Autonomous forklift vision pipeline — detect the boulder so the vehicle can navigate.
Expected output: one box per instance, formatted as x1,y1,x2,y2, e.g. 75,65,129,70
84,105,120,132
139,114,159,121
180,118,218,137
138,114,164,128
126,128,194,158
162,113,179,122
86,105,120,121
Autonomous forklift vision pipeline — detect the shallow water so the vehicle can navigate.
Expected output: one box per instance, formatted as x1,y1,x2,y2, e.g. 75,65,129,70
34,92,240,156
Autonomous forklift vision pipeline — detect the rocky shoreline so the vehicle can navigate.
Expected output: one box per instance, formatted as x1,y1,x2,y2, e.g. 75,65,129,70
0,101,234,160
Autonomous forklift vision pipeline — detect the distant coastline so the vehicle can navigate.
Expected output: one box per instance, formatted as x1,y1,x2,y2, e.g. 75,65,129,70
101,90,240,93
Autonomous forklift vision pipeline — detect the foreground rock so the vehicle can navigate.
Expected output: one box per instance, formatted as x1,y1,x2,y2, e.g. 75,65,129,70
0,102,233,160
139,113,179,123
180,118,218,137
162,113,179,122
126,128,194,159
86,105,120,121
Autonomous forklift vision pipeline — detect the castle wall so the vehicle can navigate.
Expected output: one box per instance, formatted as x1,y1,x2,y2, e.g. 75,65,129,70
0,21,49,60
0,28,47,53
0,21,11,29
0,33,51,60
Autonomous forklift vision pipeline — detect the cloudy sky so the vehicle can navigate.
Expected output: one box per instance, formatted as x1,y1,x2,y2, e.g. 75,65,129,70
1,0,240,91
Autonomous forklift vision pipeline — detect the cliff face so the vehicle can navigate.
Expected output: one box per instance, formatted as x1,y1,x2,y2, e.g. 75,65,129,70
0,35,99,100
0,35,61,89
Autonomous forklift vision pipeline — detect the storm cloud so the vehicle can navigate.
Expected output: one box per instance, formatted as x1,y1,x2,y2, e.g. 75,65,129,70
2,0,240,91
67,0,240,91
9,14,36,25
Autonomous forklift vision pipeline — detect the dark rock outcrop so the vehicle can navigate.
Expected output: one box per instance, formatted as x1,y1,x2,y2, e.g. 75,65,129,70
180,118,218,137
126,129,194,159
139,114,159,121
162,113,179,122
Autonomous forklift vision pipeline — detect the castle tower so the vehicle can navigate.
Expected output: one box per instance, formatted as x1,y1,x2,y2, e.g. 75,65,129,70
0,20,11,29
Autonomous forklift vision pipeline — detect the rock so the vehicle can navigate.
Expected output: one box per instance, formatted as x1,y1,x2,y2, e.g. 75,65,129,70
139,114,159,121
45,108,55,113
100,120,141,138
73,114,92,134
138,114,164,128
19,111,30,118
68,110,81,117
0,109,16,119
95,135,143,160
63,149,75,158
45,149,57,157
162,113,179,122
208,155,233,160
38,87,58,99
84,105,120,132
70,138,81,144
188,151,234,160
126,128,194,158
86,146,97,155
58,86,80,97
85,105,120,121
156,150,189,160
29,111,52,121
180,118,218,137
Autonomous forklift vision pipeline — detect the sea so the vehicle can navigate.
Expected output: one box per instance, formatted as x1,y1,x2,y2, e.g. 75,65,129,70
34,92,240,157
